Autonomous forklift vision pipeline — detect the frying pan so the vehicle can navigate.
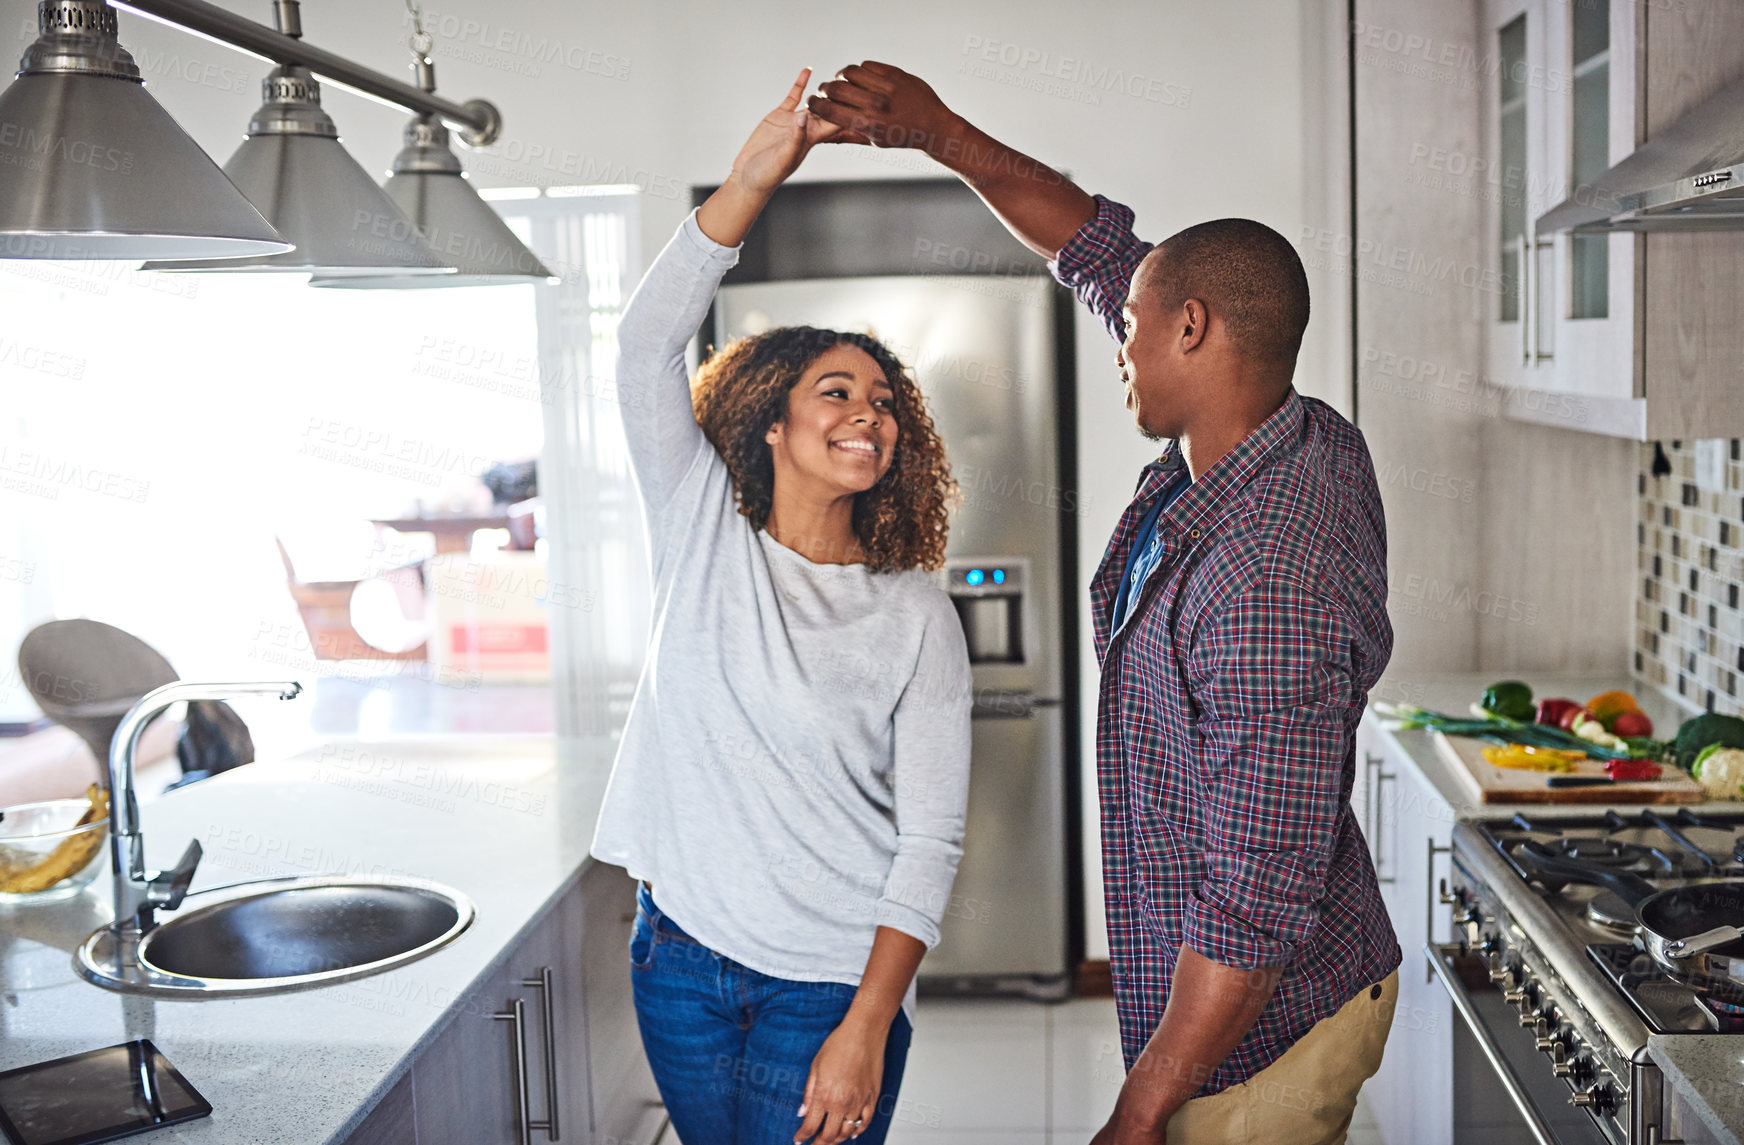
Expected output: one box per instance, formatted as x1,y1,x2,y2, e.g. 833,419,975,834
1517,841,1744,988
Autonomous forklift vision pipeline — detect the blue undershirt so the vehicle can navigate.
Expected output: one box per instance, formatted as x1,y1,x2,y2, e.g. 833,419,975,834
1112,477,1189,633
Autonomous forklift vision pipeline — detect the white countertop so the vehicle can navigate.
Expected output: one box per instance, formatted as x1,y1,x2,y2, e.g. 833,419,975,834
0,733,617,1145
1364,670,1744,818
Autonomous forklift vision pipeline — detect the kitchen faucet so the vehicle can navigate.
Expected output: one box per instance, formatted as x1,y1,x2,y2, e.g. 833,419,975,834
105,680,303,934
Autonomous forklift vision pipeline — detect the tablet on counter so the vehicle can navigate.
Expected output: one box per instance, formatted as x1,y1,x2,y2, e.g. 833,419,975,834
0,1040,212,1145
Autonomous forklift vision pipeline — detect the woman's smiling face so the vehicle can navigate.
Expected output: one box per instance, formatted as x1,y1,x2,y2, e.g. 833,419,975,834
765,343,899,497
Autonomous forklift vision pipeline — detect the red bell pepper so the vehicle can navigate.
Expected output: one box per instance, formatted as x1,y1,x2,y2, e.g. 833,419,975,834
1536,698,1583,727
1604,758,1662,782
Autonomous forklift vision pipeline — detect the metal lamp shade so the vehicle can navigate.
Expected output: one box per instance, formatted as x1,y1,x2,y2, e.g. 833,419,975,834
310,119,554,289
0,44,288,260
143,67,452,276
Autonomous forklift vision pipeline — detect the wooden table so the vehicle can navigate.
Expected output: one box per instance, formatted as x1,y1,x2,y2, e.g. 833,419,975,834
370,515,511,555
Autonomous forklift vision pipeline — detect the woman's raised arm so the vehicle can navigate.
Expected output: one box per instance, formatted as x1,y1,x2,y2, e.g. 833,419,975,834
696,67,851,246
613,70,845,533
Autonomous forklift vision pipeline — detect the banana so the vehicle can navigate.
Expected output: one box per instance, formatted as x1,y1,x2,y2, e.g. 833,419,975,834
0,784,109,894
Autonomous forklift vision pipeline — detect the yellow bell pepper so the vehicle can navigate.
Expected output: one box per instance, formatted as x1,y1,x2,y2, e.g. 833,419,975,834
1481,744,1585,772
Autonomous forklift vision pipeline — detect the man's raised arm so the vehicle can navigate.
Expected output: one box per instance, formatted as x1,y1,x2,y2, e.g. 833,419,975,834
810,62,1150,342
808,62,1095,258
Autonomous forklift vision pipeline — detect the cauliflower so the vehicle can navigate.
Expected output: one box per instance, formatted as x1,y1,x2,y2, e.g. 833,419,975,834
1691,745,1744,800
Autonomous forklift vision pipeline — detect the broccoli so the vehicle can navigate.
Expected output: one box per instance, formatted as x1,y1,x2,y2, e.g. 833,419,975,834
1673,713,1744,771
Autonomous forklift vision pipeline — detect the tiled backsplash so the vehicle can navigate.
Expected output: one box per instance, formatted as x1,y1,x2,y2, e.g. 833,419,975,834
1638,440,1744,712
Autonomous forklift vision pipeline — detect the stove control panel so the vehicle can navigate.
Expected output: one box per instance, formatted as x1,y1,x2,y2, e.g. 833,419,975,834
1444,874,1632,1143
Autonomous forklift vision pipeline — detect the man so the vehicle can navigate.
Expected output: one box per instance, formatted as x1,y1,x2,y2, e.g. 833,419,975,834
808,64,1402,1145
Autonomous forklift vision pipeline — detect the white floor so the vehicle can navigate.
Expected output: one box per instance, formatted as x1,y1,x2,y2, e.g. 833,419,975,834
655,995,1387,1144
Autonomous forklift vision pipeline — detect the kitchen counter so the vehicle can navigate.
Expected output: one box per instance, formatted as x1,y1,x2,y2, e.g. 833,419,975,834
0,733,619,1144
1365,669,1744,819
1648,1036,1744,1145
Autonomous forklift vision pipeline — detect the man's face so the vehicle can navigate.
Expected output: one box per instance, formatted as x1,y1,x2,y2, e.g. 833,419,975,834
1116,277,1187,442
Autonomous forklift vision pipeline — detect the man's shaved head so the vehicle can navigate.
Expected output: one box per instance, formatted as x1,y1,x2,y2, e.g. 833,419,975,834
1134,218,1311,374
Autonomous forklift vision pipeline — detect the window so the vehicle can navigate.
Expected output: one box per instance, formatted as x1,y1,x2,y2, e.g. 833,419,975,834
0,190,640,732
0,259,540,714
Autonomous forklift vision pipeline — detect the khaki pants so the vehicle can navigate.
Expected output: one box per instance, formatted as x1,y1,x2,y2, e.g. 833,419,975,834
1165,971,1399,1145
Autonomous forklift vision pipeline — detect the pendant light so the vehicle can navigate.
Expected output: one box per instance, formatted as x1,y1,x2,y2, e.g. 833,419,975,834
142,0,451,276
310,20,554,289
0,0,289,261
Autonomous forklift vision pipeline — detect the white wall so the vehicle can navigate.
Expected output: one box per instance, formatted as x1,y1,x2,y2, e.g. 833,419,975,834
23,0,1319,962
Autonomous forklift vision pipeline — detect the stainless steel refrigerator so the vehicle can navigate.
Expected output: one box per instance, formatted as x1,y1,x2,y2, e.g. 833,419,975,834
713,273,1076,998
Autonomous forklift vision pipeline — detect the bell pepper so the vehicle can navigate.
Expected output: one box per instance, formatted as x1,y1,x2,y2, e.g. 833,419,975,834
1536,698,1583,727
1603,757,1662,782
1585,690,1642,731
1481,744,1583,772
1481,680,1536,722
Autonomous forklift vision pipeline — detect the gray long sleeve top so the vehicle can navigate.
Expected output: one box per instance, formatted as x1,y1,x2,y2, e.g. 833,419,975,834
589,212,973,1012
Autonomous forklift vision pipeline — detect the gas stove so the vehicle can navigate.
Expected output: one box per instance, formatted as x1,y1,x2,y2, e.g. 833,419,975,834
1441,808,1744,1144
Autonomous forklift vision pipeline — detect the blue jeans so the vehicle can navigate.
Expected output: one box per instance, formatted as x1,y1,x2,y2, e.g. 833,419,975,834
629,882,913,1145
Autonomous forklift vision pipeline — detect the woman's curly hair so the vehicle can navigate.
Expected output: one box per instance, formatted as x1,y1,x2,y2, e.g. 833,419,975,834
690,326,957,573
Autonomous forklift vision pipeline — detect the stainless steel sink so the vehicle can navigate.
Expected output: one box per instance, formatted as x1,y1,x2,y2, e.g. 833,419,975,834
76,875,474,997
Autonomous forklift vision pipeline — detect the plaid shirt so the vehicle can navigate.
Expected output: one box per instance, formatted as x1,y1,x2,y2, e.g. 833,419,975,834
1051,196,1402,1092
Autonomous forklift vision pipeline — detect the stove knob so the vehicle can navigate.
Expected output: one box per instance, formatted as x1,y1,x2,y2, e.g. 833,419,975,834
1521,1011,1552,1034
1534,1030,1562,1052
1568,1083,1613,1112
1550,1046,1574,1077
1555,1052,1595,1084
1503,981,1531,1006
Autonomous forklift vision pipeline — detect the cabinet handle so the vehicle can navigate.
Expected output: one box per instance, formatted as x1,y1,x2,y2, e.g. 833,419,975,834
1424,838,1452,982
1361,753,1394,882
1373,768,1396,884
493,998,534,1145
520,965,560,1140
1532,235,1555,363
1517,232,1530,365
1362,753,1381,852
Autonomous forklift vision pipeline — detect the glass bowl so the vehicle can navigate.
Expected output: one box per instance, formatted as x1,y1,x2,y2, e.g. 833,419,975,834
0,794,109,904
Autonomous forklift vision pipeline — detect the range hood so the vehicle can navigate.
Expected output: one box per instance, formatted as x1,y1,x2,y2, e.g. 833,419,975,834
1538,68,1744,233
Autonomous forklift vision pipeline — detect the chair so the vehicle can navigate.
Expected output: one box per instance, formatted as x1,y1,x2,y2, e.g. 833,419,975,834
16,619,180,787
275,536,429,661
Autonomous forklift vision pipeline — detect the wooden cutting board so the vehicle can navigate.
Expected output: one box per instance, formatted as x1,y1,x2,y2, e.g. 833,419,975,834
1432,731,1706,804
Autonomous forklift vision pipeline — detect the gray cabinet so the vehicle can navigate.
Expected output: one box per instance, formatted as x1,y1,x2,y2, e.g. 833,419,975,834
339,1072,417,1145
339,864,661,1145
413,950,522,1145
1355,715,1455,1145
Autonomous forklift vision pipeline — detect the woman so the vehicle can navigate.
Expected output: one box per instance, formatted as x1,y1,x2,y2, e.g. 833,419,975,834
589,70,972,1145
